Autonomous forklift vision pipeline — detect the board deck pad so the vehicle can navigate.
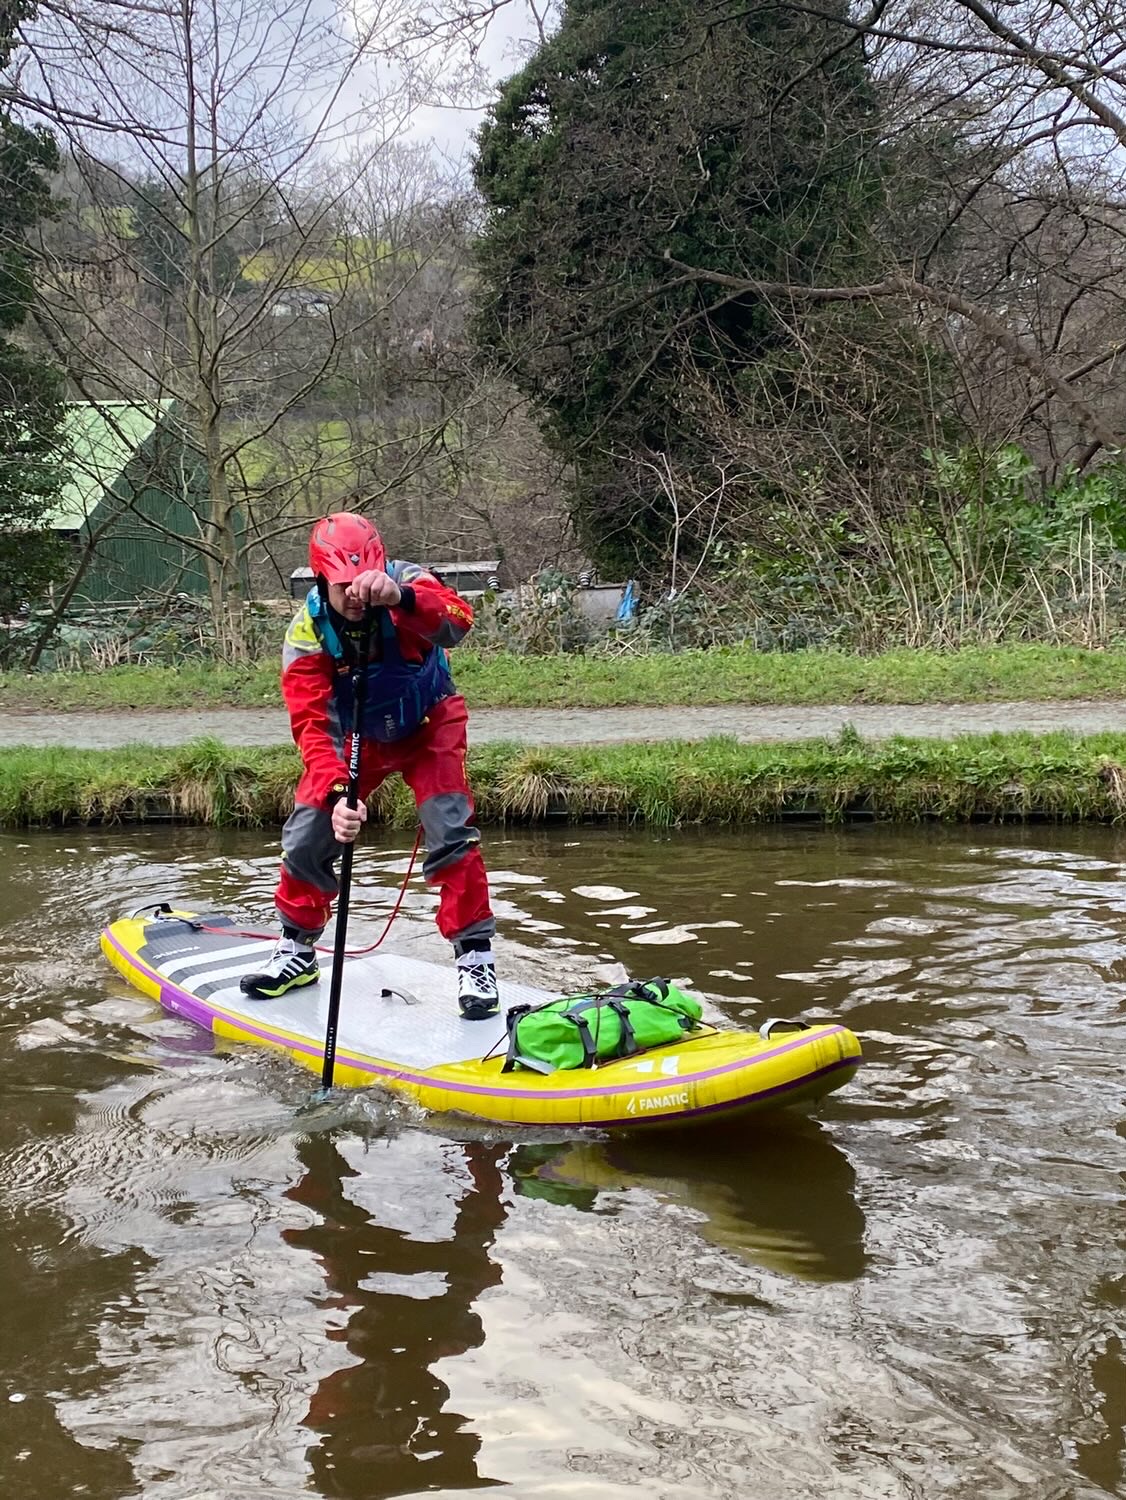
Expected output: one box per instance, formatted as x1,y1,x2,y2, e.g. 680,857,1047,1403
128,914,549,1069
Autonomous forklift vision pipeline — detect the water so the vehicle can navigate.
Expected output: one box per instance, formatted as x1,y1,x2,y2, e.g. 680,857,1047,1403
0,821,1123,1499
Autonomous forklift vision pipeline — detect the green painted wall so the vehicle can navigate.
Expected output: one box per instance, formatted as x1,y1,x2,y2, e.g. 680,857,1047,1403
73,439,212,603
55,403,246,604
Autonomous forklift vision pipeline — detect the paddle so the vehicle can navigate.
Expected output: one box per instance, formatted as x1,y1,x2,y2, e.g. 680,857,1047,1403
321,605,375,1091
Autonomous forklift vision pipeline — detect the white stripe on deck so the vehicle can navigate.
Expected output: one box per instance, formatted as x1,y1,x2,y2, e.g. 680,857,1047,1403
160,940,274,979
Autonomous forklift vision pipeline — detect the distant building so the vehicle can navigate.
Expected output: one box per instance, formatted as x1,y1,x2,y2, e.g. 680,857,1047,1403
268,287,335,318
428,560,501,599
51,401,212,603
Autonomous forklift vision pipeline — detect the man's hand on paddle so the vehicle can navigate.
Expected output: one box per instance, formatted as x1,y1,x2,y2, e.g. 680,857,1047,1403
332,798,367,843
347,569,401,609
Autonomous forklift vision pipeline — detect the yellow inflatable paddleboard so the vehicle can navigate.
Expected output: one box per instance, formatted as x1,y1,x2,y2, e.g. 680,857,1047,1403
101,906,862,1131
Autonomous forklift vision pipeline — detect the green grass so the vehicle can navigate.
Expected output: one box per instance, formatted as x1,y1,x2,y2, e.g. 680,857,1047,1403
3,731,1126,827
0,661,282,710
456,643,1126,710
5,643,1126,712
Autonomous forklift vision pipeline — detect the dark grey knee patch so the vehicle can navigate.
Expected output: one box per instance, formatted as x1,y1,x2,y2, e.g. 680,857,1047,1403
418,791,481,878
281,803,340,893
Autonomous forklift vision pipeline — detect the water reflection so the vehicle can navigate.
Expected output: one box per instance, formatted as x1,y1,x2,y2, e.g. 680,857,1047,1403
511,1118,867,1283
1076,1320,1126,1495
286,1135,505,1498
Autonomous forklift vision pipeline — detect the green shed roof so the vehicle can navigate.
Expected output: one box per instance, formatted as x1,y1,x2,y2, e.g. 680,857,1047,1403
52,401,173,530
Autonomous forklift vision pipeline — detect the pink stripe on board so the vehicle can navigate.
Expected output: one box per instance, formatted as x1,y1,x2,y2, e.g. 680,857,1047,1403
104,926,858,1105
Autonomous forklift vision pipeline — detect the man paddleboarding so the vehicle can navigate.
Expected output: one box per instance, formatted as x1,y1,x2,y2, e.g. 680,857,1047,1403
240,510,499,1019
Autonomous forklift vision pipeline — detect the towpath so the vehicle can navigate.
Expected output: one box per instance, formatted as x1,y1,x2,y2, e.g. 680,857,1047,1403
1,700,1125,748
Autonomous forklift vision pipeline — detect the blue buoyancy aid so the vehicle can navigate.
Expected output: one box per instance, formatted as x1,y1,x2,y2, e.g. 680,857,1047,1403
307,587,454,744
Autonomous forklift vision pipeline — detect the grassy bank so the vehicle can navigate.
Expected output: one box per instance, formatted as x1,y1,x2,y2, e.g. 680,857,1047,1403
4,732,1126,827
4,643,1126,713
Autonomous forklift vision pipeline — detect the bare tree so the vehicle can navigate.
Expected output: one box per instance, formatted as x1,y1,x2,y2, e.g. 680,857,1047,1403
9,0,570,653
12,0,487,653
677,0,1126,469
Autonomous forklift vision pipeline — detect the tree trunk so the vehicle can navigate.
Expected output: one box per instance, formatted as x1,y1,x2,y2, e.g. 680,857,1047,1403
182,4,244,662
201,420,246,660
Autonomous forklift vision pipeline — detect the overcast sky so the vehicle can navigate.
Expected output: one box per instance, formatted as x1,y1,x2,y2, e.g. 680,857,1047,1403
15,0,547,181
402,5,542,166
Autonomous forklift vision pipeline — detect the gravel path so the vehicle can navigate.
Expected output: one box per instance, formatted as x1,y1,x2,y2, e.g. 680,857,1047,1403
1,699,1126,748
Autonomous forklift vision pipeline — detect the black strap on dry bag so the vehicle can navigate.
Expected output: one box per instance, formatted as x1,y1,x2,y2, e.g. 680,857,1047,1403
501,1004,555,1074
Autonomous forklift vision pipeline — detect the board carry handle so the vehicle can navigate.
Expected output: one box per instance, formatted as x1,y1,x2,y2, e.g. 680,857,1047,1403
758,1017,812,1040
127,901,175,920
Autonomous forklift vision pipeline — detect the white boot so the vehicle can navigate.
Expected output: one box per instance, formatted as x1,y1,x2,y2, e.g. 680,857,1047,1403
456,948,499,1020
240,936,319,1000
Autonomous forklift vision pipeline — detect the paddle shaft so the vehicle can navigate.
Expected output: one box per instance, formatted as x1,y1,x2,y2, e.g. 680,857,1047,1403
321,608,375,1089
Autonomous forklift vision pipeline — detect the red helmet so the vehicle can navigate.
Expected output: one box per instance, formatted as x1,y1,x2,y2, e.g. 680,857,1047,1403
309,512,386,583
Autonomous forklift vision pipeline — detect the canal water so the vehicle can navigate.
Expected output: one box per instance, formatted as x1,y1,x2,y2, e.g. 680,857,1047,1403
0,822,1122,1499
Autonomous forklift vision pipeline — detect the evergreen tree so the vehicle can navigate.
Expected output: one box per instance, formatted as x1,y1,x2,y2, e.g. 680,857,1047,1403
0,0,68,620
473,0,883,572
133,178,247,305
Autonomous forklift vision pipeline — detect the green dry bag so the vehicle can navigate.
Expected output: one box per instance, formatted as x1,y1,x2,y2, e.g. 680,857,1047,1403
501,978,704,1074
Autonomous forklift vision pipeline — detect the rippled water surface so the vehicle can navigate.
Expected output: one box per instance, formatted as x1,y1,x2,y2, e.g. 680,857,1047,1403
0,822,1123,1499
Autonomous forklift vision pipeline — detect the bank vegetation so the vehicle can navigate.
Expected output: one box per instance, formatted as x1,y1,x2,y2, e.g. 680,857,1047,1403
5,733,1126,829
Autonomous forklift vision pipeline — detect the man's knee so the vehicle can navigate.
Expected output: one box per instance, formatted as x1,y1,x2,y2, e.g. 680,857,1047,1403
281,803,339,892
418,791,481,877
